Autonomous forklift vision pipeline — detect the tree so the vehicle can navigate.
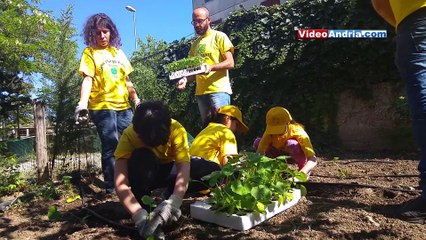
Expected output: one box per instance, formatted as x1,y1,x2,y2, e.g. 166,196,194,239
0,0,54,134
35,5,82,165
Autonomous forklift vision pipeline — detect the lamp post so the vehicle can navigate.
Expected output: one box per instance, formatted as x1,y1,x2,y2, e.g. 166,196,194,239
125,5,137,50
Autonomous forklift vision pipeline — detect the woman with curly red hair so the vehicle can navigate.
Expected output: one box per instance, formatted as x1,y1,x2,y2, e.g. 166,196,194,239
74,13,140,194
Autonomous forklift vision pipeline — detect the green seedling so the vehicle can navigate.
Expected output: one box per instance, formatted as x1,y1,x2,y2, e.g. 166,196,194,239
141,195,156,240
47,205,61,221
62,175,81,203
331,157,350,178
166,56,204,72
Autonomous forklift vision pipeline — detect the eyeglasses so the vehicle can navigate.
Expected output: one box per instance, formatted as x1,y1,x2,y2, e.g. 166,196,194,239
191,18,208,25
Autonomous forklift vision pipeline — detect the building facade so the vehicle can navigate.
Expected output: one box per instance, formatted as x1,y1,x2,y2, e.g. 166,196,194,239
192,0,286,25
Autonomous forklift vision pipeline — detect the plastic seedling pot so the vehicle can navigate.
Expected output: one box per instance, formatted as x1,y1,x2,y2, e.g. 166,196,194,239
169,64,206,80
190,188,301,231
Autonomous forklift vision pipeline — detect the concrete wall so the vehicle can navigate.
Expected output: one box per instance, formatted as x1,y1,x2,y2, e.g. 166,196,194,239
336,82,414,151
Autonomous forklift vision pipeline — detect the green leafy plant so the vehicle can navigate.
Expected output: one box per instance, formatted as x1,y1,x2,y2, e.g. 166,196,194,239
62,175,81,203
331,157,350,178
166,55,204,72
0,144,26,195
202,152,306,215
35,182,62,200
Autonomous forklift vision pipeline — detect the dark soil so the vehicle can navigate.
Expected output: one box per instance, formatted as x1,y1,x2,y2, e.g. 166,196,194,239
1,154,425,239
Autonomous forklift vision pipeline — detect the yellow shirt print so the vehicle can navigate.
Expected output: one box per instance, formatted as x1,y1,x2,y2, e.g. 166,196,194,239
79,47,133,110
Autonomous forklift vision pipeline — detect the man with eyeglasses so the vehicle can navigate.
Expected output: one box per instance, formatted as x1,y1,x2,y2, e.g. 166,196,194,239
176,7,235,127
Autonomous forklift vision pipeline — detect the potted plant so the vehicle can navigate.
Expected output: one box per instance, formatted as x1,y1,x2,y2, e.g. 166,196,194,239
190,152,306,230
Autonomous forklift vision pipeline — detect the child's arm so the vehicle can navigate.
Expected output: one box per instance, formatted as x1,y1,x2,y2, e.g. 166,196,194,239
300,155,318,175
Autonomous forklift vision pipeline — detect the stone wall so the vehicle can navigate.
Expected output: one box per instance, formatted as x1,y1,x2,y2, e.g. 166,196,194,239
336,82,415,151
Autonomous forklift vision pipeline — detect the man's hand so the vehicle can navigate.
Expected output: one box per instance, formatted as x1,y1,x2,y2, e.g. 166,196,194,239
143,194,182,236
74,102,89,125
175,77,187,90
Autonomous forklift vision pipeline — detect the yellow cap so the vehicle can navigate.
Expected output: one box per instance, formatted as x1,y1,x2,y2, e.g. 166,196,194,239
218,105,249,133
264,107,292,135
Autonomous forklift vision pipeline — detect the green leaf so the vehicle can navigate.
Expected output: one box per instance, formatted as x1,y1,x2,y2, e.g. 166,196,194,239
47,206,61,221
141,195,155,207
230,180,249,196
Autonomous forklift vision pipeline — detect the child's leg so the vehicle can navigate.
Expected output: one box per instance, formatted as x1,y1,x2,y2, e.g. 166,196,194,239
188,156,221,193
285,139,307,170
252,137,285,158
128,148,173,208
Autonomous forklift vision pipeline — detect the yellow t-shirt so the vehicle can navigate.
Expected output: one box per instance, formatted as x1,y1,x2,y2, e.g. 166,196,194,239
189,29,234,95
390,0,426,27
258,123,316,158
79,47,133,110
114,119,190,164
189,122,238,166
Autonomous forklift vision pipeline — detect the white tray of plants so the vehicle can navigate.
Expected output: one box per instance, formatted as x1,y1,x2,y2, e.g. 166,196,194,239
190,153,307,231
167,56,205,80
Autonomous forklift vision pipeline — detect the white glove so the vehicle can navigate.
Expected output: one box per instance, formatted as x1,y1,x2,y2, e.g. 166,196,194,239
202,63,211,74
132,208,152,238
74,102,89,125
132,98,141,107
144,194,182,236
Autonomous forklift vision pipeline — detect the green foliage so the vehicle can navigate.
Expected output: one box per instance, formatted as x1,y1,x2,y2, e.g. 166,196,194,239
132,0,405,150
131,36,171,101
0,144,25,195
166,56,204,72
221,1,400,149
202,153,306,215
35,181,62,200
62,175,80,203
0,0,53,120
34,5,86,162
131,36,204,134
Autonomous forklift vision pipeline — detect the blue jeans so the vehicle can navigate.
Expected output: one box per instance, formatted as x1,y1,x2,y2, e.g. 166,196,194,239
90,109,133,193
196,92,231,125
395,8,426,198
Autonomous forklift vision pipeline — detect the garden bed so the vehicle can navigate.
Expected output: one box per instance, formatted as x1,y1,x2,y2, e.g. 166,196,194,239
1,154,425,239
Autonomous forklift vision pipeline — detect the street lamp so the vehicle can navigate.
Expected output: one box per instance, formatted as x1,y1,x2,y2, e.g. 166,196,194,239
125,5,137,50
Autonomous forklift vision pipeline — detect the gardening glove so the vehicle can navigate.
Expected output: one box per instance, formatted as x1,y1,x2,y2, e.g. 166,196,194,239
202,63,211,74
143,194,182,236
132,98,141,107
132,208,151,237
176,77,187,90
74,102,89,125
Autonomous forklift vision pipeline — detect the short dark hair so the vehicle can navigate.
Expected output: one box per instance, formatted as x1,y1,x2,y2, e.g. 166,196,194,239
133,101,171,147
83,13,122,48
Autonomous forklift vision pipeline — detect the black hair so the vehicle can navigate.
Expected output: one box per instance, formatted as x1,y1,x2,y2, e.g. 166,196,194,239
132,101,171,147
212,113,227,124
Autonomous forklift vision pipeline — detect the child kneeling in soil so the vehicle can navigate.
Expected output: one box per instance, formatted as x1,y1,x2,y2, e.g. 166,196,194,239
189,105,249,192
114,101,190,239
254,106,318,178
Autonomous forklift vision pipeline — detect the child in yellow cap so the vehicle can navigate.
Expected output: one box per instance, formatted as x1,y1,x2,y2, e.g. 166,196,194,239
189,105,249,192
254,107,318,177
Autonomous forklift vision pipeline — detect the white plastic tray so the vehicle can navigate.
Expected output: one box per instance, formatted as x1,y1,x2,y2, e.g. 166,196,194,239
169,65,206,80
190,188,301,231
